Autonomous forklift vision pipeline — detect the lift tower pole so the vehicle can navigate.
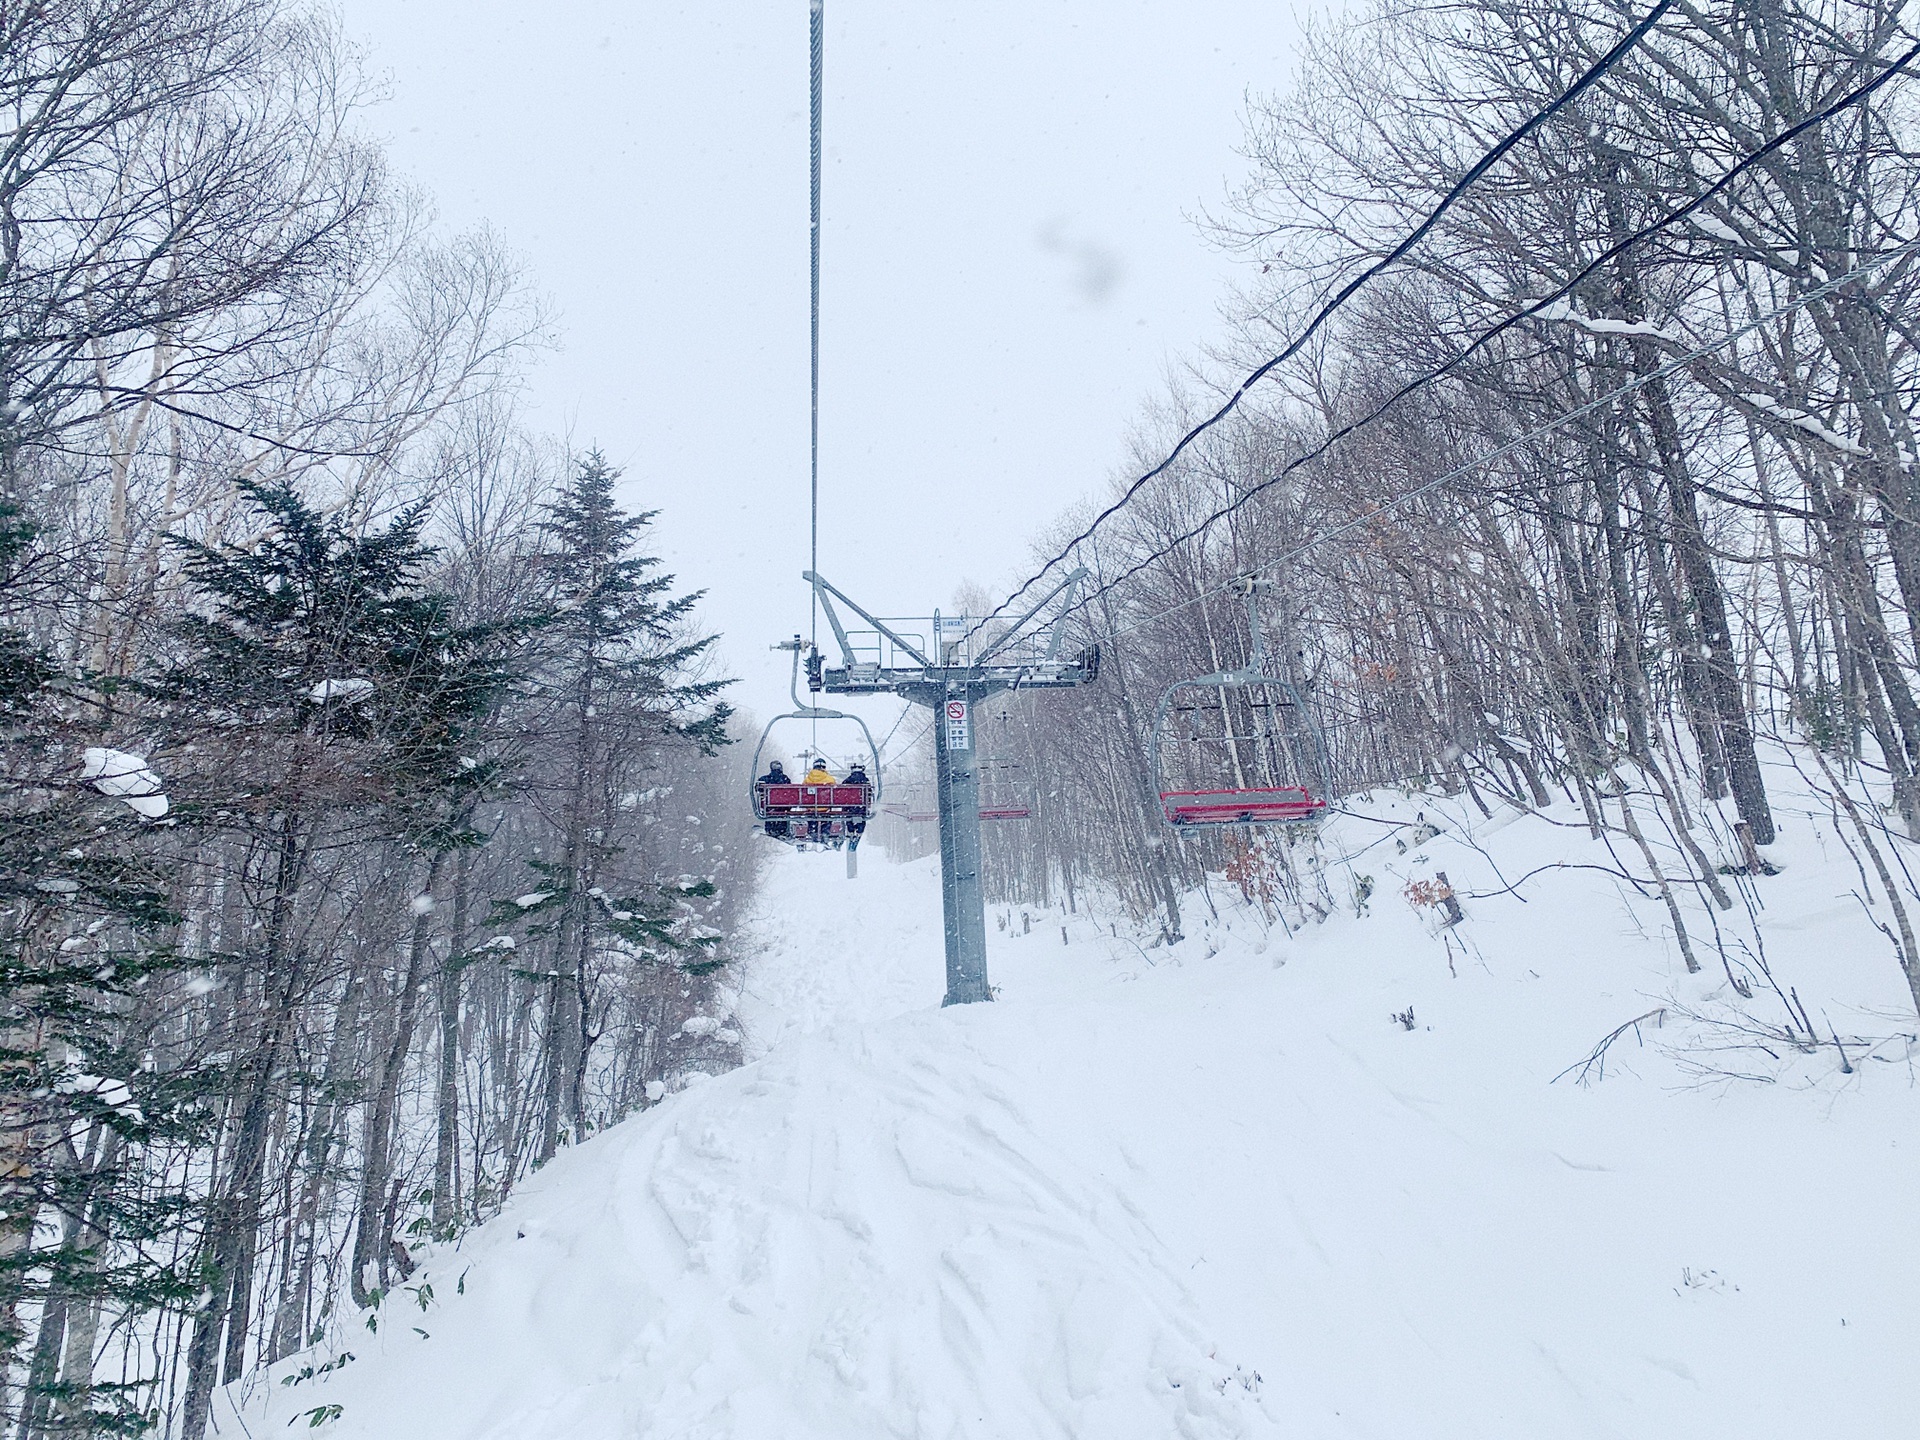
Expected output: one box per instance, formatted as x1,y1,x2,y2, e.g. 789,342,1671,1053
803,570,1098,1006
933,674,989,1001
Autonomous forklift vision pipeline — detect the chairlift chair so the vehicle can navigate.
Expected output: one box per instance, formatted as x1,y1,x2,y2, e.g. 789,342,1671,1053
1147,579,1331,830
883,791,1031,825
749,638,881,872
977,756,1034,820
882,752,1033,824
881,797,1031,823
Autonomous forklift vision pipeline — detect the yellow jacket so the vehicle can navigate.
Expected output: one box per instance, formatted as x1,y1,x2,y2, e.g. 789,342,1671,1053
802,764,836,785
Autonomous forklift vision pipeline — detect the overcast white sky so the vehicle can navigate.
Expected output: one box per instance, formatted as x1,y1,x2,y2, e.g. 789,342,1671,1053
336,0,1308,732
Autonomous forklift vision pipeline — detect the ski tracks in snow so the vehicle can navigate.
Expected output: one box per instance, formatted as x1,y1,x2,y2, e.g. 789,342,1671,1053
619,1014,1273,1437
243,851,1272,1440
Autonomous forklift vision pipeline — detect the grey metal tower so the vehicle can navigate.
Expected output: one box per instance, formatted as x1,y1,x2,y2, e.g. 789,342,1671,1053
803,570,1098,1005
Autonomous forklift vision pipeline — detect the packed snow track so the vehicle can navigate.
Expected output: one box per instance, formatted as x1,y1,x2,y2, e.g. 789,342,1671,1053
231,798,1918,1439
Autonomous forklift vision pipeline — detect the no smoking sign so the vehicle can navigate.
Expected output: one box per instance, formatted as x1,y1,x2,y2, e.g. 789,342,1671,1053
943,699,971,752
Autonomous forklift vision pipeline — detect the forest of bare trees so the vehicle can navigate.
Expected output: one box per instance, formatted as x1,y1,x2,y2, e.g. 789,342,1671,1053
9,0,1920,1432
965,0,1920,1029
0,5,753,1434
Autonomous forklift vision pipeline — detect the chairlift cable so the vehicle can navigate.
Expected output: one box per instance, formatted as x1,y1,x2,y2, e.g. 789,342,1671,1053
874,701,919,760
1088,228,1920,651
962,0,1681,646
809,0,825,754
883,715,936,767
1033,37,1920,649
740,4,878,866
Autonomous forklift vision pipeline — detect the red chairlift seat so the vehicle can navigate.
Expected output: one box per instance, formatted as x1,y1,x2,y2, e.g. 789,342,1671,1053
754,781,873,817
883,800,1032,823
1160,786,1325,828
754,780,873,845
1146,579,1334,833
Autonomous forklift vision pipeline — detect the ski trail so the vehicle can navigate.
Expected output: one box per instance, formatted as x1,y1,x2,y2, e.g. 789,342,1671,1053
616,1012,1272,1437
241,847,1274,1438
231,805,1920,1440
732,846,946,1049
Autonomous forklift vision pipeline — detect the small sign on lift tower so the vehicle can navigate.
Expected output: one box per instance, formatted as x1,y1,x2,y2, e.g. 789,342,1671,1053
944,699,971,752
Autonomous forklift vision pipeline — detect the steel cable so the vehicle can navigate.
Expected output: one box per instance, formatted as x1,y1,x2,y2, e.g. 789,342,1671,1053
809,0,824,754
1034,35,1920,645
963,0,1681,643
1087,230,1920,649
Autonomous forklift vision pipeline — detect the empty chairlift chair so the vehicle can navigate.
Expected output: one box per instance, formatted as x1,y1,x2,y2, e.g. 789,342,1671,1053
978,756,1034,821
1147,579,1331,830
883,760,1033,825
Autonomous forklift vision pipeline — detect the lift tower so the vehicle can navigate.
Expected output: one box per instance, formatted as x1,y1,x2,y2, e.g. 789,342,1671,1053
804,570,1098,1005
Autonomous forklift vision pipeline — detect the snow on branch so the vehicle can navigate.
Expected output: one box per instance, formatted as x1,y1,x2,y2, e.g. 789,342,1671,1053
1688,212,1742,245
1535,300,1683,345
306,677,375,703
1740,393,1871,458
81,748,168,819
55,1071,143,1123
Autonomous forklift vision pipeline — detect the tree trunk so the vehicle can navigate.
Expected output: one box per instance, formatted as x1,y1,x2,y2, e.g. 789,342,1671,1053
433,847,471,1233
180,817,309,1440
350,852,446,1307
1632,355,1775,843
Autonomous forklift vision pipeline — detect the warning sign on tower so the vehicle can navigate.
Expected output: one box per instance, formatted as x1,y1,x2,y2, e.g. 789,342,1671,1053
944,699,971,752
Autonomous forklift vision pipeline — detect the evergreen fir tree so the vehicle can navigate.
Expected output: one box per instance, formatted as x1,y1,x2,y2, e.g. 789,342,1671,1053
519,451,732,1160
0,499,208,1437
152,481,524,1440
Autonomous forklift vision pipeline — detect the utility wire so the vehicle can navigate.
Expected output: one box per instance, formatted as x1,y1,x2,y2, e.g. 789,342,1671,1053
1084,229,1920,651
964,0,1679,642
1036,35,1920,641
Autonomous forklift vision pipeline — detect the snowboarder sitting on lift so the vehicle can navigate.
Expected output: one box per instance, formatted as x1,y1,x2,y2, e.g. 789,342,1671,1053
841,764,870,842
802,758,836,785
758,762,793,839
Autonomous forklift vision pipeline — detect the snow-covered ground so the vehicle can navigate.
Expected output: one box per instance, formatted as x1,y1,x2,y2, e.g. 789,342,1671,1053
227,763,1919,1438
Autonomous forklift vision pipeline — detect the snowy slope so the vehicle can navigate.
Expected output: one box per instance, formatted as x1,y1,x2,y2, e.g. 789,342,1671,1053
228,763,1919,1439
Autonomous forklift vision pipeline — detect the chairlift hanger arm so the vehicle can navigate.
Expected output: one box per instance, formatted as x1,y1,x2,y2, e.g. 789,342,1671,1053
804,570,933,668
776,634,854,718
807,579,861,668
